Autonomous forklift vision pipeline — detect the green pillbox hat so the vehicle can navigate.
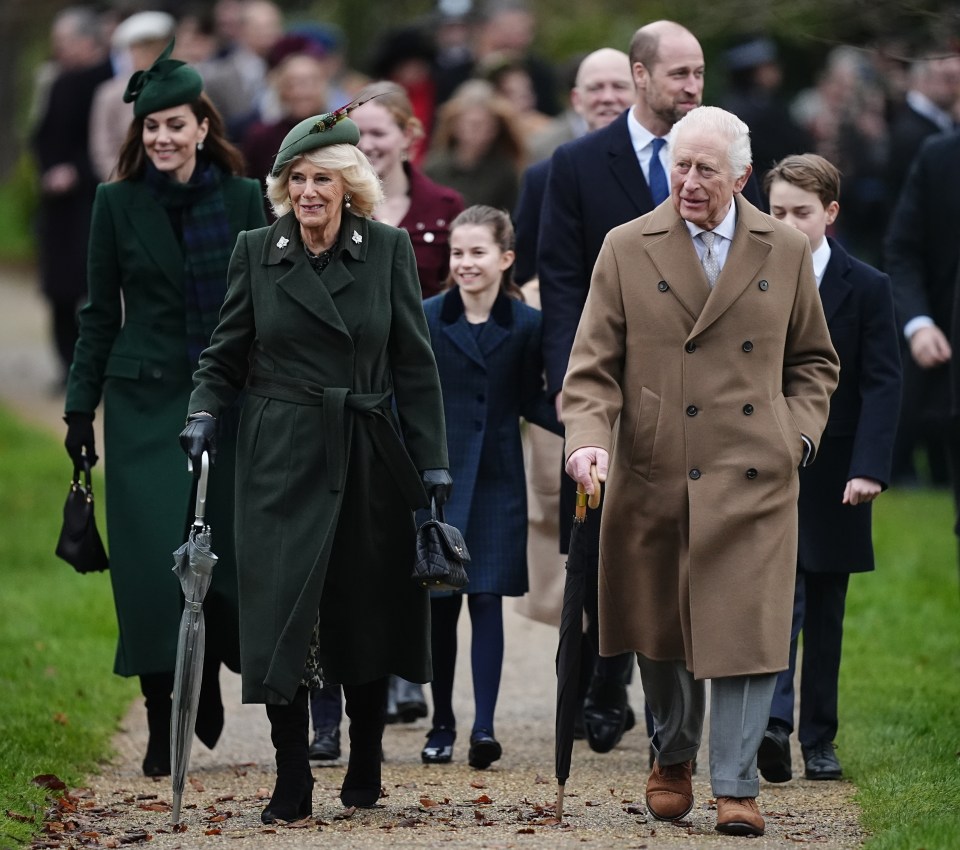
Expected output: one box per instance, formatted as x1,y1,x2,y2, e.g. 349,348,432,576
270,112,361,176
123,39,203,118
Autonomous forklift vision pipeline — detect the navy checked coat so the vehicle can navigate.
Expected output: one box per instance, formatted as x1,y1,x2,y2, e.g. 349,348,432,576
423,288,562,595
797,238,902,573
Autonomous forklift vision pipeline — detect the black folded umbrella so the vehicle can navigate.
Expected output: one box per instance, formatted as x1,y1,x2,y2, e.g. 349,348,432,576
555,468,600,821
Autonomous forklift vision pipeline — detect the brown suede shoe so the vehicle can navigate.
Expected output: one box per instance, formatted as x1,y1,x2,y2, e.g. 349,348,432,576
715,796,765,836
645,760,693,821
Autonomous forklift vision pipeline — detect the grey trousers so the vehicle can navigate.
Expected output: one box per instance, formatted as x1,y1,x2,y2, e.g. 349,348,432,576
637,653,778,798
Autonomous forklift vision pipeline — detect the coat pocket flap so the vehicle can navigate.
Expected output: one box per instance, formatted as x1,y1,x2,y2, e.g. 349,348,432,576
104,354,142,379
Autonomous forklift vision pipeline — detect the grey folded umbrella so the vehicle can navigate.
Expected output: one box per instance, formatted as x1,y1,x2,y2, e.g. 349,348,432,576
170,451,218,826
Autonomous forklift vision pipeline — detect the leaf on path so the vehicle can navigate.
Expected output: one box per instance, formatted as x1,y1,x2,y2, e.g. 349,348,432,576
6,810,33,823
254,787,271,799
283,817,314,829
215,795,235,802
334,806,356,820
517,827,535,833
118,831,151,844
534,774,549,784
624,804,646,815
138,802,170,812
469,780,486,789
172,823,187,833
189,778,205,792
471,794,493,804
205,829,222,836
585,800,601,806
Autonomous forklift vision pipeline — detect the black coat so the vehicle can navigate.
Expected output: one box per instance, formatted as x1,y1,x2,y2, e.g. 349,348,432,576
797,239,902,573
885,130,960,420
886,103,944,204
512,159,549,285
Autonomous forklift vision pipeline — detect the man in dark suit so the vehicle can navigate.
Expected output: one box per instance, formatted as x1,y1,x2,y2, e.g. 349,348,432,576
538,20,705,755
759,155,901,783
886,131,960,543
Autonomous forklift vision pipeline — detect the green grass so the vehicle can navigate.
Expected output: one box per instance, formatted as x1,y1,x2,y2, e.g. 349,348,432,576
0,406,136,846
840,489,960,849
0,157,38,265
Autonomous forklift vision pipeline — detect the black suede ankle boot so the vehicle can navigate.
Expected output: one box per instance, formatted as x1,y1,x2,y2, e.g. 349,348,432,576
140,673,174,777
340,678,387,807
194,657,225,749
262,688,314,824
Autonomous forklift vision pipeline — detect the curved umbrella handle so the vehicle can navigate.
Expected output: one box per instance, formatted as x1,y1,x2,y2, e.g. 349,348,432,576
192,451,210,526
575,466,603,519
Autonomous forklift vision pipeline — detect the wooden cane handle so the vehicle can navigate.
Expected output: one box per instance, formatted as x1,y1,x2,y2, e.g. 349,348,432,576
587,465,601,509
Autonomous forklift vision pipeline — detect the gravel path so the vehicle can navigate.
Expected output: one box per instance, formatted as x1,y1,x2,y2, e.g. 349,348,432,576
1,266,866,849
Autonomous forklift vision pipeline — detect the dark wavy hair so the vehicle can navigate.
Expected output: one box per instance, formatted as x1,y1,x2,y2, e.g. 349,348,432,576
114,92,245,181
446,204,524,300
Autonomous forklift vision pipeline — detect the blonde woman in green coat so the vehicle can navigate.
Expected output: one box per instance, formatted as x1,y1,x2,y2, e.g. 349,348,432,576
63,46,265,777
179,111,451,822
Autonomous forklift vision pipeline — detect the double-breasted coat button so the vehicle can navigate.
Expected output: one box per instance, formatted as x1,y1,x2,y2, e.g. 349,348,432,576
689,468,701,480
745,468,758,479
758,280,769,291
424,232,435,243
742,340,754,352
743,403,754,415
658,281,669,291
685,341,697,353
686,405,698,416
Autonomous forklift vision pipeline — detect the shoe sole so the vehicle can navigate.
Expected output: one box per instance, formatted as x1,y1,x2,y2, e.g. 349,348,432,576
647,798,694,822
805,770,842,780
468,740,502,769
308,750,340,761
715,822,764,836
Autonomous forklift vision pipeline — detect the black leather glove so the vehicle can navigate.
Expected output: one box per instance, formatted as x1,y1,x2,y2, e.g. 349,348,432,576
179,414,217,477
421,468,453,508
64,411,97,467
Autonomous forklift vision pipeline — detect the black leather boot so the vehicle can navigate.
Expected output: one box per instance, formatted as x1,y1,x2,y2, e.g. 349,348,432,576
340,678,387,808
262,688,314,824
140,673,174,777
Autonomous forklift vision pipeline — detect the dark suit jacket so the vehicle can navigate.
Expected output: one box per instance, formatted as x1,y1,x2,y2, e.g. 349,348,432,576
512,159,549,285
886,103,944,203
422,288,560,594
798,239,902,573
538,108,762,395
885,130,960,419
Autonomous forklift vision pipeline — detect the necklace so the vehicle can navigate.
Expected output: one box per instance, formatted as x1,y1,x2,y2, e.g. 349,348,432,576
304,243,335,276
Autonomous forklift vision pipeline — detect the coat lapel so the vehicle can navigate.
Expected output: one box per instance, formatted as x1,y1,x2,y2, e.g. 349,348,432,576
477,293,512,357
439,288,485,369
690,196,773,338
608,114,652,217
819,239,853,323
123,185,184,289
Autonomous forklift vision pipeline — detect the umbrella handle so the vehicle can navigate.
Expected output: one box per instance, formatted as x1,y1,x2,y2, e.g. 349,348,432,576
575,466,602,519
192,451,210,525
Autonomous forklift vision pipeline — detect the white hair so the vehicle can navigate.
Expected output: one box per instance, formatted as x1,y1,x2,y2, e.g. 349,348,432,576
671,106,752,178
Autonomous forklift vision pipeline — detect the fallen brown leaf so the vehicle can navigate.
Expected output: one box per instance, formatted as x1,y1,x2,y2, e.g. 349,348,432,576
32,774,67,791
189,778,205,792
52,713,69,726
469,780,486,789
205,829,222,836
6,810,33,823
517,827,535,834
472,794,493,804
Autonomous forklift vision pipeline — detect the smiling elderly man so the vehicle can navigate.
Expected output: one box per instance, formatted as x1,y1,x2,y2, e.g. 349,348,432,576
561,106,839,837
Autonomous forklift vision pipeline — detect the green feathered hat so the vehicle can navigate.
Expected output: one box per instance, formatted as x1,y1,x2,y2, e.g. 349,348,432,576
270,102,365,177
123,39,203,118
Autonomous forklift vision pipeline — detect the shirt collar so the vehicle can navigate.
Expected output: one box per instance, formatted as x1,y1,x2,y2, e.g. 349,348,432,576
627,106,672,155
684,198,738,242
810,237,832,286
906,90,955,133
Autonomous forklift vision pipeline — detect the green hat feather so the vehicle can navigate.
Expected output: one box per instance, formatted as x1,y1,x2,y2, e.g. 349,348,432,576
123,39,203,118
270,102,366,176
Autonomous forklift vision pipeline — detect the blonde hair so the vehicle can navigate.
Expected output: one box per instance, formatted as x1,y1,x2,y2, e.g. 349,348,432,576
265,144,384,217
354,80,425,143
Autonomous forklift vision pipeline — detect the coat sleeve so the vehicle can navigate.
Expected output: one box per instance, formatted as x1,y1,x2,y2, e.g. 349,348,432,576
848,271,902,487
388,230,450,471
538,145,589,397
188,232,257,416
783,246,841,456
517,308,563,436
245,179,268,229
65,184,122,414
559,233,627,458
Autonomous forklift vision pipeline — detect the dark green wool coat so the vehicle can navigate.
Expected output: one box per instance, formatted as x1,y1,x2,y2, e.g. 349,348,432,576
188,211,449,705
65,174,266,677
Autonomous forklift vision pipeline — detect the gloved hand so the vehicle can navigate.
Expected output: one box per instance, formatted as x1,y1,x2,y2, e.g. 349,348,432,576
64,411,98,467
421,468,453,508
179,413,217,477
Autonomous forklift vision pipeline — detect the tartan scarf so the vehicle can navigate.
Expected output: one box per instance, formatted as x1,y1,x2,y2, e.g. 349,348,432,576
144,159,233,367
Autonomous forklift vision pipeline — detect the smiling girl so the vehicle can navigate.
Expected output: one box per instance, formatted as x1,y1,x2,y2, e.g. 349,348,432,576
419,205,562,768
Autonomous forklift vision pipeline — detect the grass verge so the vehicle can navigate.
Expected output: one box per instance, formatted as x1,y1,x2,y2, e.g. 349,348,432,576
0,405,136,847
841,489,960,849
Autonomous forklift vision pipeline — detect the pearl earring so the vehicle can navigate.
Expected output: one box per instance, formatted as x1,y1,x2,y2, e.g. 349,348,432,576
344,194,352,209
197,140,204,151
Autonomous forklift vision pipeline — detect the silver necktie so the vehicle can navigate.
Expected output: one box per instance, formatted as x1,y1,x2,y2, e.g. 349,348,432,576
700,231,721,287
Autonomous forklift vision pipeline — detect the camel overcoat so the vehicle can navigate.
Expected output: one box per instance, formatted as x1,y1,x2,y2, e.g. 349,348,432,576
188,211,448,704
561,196,839,679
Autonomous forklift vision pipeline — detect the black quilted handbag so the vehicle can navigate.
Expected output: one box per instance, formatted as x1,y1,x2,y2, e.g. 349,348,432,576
412,498,469,591
55,459,109,574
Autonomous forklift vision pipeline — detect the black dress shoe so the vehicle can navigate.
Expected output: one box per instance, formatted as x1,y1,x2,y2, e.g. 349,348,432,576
803,740,842,780
582,680,628,753
468,729,502,770
308,727,341,761
421,726,456,764
758,724,793,783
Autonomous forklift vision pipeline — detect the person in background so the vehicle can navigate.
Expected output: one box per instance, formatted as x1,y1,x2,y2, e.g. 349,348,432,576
481,53,553,150
759,154,901,784
30,5,113,389
420,205,561,769
424,79,524,210
179,109,450,820
63,44,265,778
174,5,220,66
90,11,176,182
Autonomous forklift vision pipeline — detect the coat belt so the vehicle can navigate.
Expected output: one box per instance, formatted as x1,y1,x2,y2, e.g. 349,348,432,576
246,370,427,508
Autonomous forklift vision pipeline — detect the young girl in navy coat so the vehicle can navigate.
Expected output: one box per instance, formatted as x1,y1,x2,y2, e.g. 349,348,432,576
420,205,562,768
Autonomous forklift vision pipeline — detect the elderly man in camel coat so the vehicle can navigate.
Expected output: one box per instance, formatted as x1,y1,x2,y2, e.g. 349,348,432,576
562,106,839,837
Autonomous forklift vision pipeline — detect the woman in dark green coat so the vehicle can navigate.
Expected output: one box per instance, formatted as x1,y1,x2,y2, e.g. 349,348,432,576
179,110,450,822
63,46,265,777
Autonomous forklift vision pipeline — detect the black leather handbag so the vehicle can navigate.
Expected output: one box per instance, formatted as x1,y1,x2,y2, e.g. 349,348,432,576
55,459,109,574
412,499,469,591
